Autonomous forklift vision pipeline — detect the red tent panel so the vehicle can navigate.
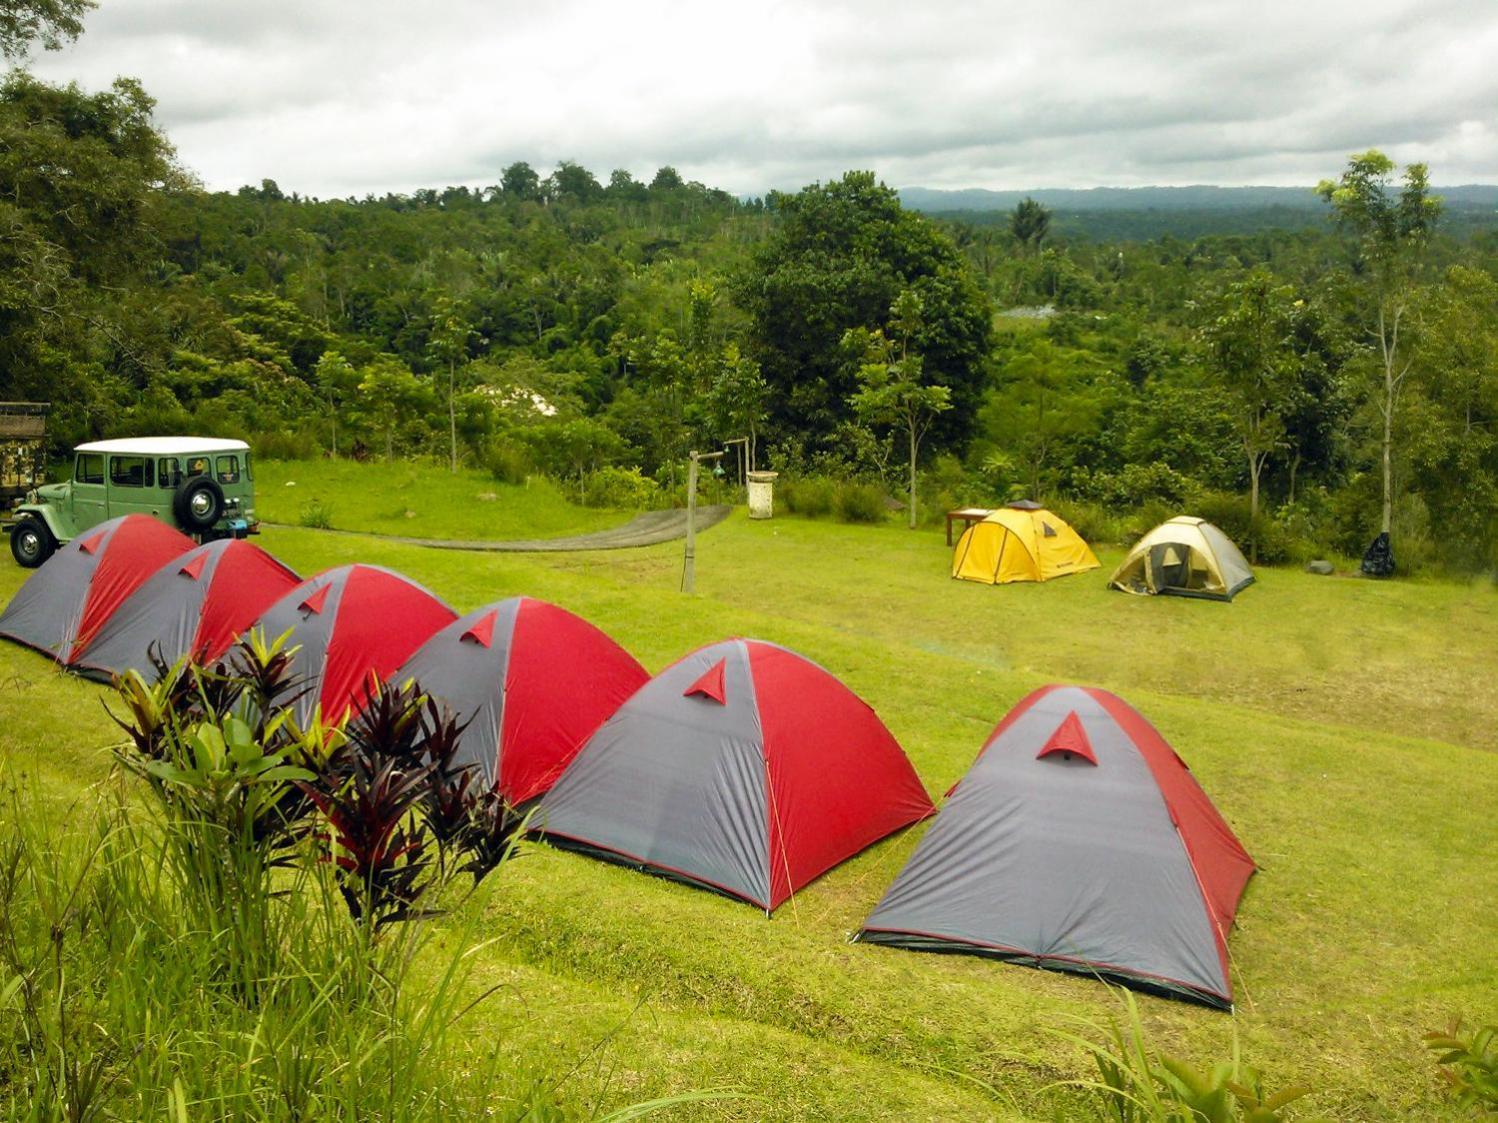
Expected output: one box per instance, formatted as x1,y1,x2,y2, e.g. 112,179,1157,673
321,565,457,722
193,543,302,663
1091,689,1256,980
72,518,196,659
753,642,936,910
499,599,649,805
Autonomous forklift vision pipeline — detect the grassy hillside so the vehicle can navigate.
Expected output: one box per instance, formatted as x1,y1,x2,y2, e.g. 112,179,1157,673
253,458,627,541
1,463,1494,1120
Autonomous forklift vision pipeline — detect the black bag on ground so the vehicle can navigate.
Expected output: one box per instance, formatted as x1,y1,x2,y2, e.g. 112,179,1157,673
1360,532,1395,577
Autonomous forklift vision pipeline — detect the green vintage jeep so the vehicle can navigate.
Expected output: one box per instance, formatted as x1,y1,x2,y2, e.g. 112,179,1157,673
7,437,259,567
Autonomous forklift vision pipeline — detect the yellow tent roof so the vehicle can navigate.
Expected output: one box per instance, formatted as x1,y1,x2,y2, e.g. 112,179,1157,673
952,506,1100,585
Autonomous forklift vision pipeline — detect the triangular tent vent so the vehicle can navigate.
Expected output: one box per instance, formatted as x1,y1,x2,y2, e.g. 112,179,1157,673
79,531,106,555
298,584,331,616
1037,710,1097,765
461,609,497,648
178,554,208,580
682,658,727,704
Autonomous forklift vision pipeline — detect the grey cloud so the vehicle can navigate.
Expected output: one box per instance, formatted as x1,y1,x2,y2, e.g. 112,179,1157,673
29,0,1498,197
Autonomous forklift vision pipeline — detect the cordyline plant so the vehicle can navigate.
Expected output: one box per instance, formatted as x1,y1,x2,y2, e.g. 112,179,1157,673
298,678,522,931
109,630,523,957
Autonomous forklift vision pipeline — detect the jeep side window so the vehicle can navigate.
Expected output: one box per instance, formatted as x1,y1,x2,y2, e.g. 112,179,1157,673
75,454,104,485
109,456,153,488
185,457,209,478
216,455,240,484
158,458,182,489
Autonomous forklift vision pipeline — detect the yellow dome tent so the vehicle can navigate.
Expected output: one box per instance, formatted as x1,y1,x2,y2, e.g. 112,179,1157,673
1109,516,1254,601
951,502,1100,585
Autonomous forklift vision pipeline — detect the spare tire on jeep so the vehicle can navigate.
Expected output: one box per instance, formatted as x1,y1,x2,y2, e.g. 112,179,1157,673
173,476,224,532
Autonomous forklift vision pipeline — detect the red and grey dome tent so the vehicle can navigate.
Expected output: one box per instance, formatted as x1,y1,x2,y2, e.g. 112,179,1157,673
394,597,648,805
535,638,935,913
857,685,1255,1008
71,539,300,681
252,564,456,725
0,515,195,663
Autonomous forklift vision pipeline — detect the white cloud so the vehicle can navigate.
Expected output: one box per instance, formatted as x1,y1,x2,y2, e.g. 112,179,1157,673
27,0,1498,196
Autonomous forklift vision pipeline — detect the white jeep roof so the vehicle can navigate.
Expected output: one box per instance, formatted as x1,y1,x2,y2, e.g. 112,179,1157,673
74,437,251,456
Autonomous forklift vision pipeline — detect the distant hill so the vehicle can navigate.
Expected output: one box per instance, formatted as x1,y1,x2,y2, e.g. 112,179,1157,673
898,184,1498,213
898,184,1498,241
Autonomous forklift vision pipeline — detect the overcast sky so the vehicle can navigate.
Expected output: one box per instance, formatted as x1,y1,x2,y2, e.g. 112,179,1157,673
27,0,1498,198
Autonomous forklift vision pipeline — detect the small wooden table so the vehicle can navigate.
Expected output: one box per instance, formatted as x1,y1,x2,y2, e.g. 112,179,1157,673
945,508,993,546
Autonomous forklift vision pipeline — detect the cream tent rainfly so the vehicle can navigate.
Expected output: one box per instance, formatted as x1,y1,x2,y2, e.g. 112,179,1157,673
1109,517,1254,602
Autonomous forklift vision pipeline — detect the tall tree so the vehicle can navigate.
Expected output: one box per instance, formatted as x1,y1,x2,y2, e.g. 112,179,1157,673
313,350,360,458
846,291,951,529
1406,265,1498,562
498,161,540,201
426,297,473,472
1009,196,1051,254
0,0,92,59
0,73,182,441
706,343,770,469
1200,269,1301,555
1317,151,1442,539
355,357,431,462
737,171,990,456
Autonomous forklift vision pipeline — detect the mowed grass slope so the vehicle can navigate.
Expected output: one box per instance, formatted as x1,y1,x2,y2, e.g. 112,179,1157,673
253,458,626,541
1,462,1494,1120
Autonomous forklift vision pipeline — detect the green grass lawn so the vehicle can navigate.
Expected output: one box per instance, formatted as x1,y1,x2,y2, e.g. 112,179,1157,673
2,465,1495,1120
252,457,627,541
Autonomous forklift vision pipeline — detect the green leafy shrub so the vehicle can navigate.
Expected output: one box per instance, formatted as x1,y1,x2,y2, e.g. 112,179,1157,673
783,476,837,518
1049,498,1127,548
835,480,888,524
1425,1020,1498,1113
298,497,333,529
1059,991,1321,1122
252,429,321,461
485,439,533,485
582,465,662,510
1122,498,1179,544
1194,492,1293,565
0,636,735,1119
1078,462,1198,509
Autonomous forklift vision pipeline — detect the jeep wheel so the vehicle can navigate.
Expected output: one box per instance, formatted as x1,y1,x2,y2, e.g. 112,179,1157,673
173,477,224,531
10,516,55,568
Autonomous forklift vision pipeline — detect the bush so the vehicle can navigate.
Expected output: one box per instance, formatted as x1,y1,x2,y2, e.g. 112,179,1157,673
0,636,536,1117
1077,462,1198,509
1048,498,1126,548
835,480,888,524
485,440,532,485
1195,491,1292,565
253,429,321,461
782,476,836,518
298,498,333,529
1122,498,1179,544
582,465,662,509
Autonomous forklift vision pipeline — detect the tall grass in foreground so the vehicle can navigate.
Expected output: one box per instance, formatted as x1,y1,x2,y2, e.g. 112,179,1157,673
1055,990,1325,1123
0,636,739,1120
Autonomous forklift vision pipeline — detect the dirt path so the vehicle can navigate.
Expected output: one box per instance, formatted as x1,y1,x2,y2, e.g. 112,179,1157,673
268,506,732,552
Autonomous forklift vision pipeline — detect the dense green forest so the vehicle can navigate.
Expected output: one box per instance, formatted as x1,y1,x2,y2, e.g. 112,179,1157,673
4,62,1498,571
